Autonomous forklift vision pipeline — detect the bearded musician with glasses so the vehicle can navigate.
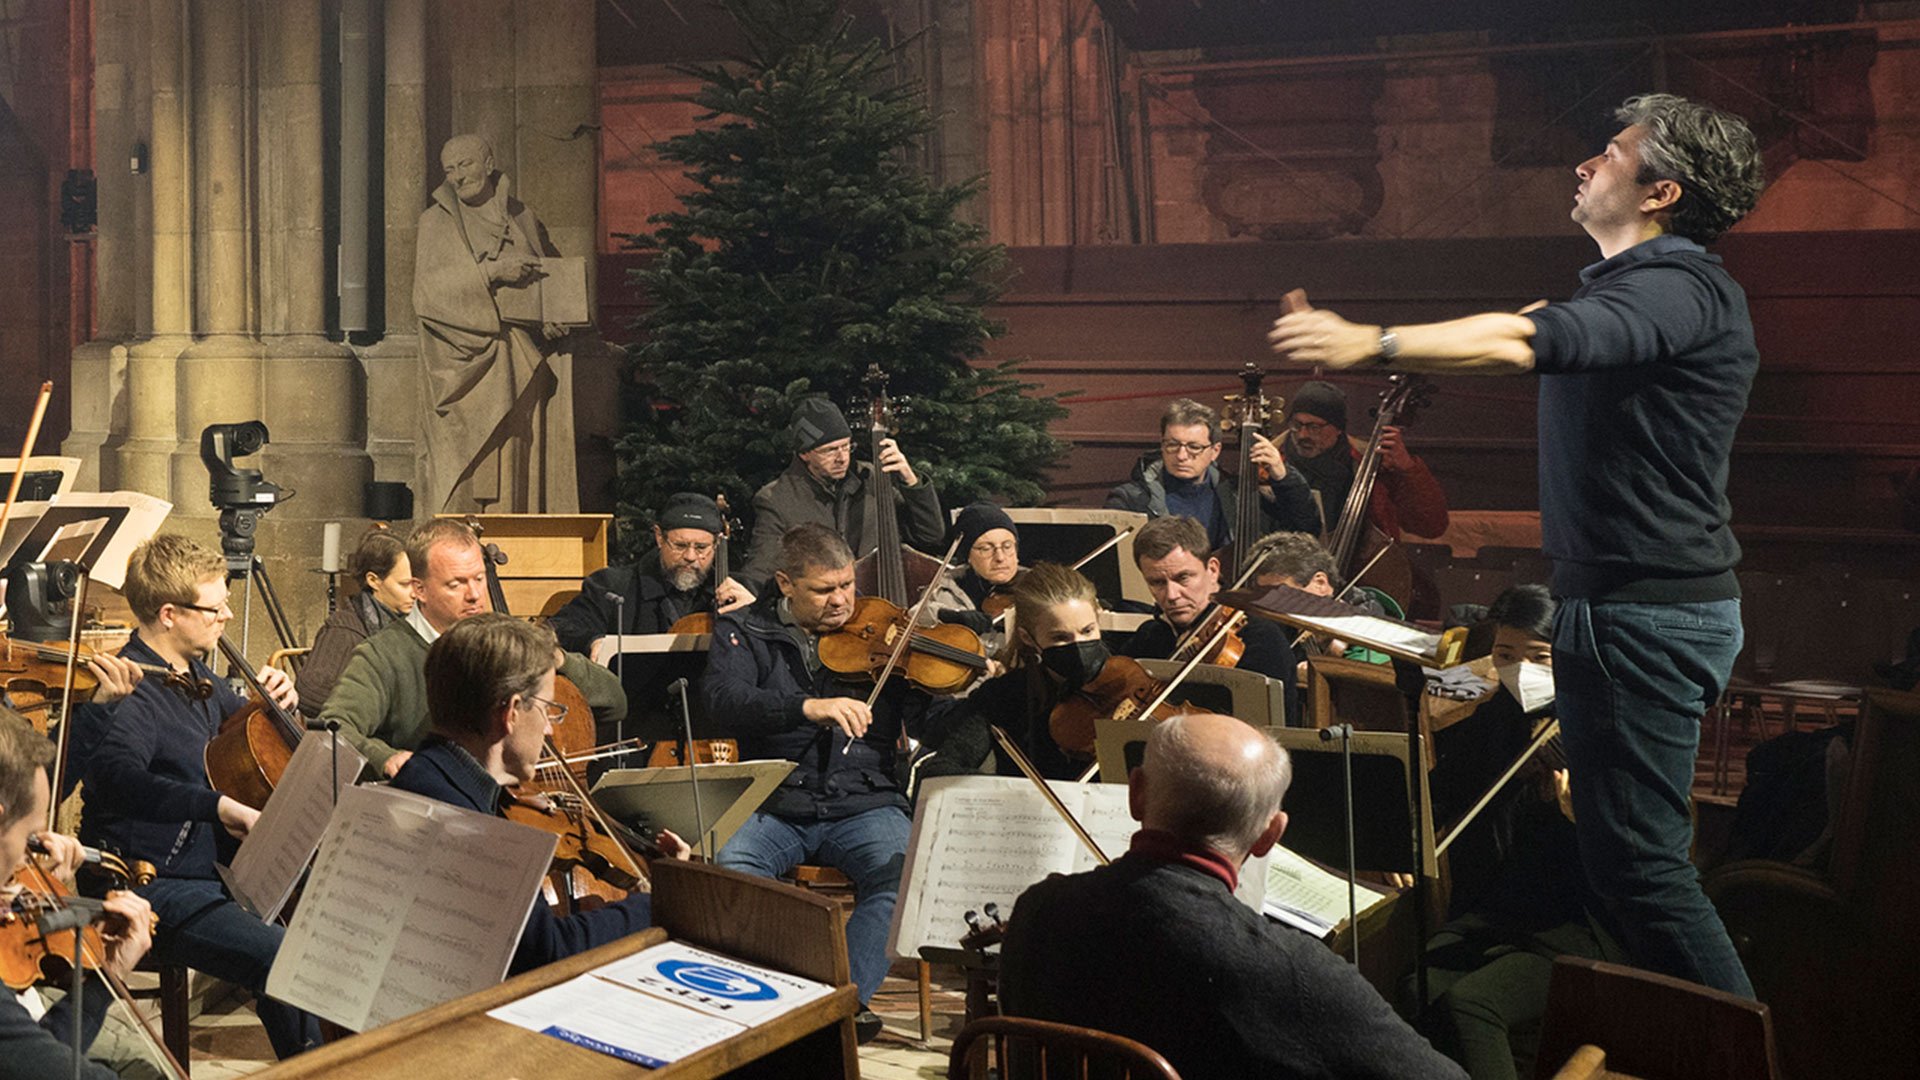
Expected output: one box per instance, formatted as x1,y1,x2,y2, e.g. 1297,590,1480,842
77,535,324,1061
1105,398,1320,553
549,493,755,702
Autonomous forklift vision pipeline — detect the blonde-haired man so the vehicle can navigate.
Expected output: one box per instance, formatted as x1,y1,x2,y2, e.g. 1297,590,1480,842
79,534,319,1060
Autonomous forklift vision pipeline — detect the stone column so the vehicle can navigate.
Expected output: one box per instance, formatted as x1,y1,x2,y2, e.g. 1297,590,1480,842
363,0,430,491
117,0,192,501
65,0,149,487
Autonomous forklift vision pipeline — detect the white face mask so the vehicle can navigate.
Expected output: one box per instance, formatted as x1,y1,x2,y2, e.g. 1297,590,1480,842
1496,660,1556,713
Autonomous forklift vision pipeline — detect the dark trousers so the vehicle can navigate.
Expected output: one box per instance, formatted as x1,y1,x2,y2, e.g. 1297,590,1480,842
139,877,322,1060
1552,597,1753,997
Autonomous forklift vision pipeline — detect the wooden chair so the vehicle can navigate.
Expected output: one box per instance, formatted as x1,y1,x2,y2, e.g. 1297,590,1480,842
130,956,193,1076
266,646,309,679
949,1016,1182,1080
1533,956,1781,1080
1703,688,1920,1080
786,864,936,1042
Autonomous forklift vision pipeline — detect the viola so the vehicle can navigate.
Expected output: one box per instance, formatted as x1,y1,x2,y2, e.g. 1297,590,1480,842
501,788,649,894
1046,655,1192,755
1168,605,1246,670
667,492,741,636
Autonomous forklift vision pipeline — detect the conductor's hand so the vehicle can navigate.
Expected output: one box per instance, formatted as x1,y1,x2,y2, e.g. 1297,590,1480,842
1247,431,1288,483
217,796,259,841
803,697,873,741
486,254,542,288
99,890,154,983
876,439,920,487
1267,289,1378,369
256,665,298,714
86,653,145,707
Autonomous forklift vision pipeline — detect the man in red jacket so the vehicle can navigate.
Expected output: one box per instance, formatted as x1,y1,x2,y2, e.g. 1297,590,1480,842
1282,380,1450,540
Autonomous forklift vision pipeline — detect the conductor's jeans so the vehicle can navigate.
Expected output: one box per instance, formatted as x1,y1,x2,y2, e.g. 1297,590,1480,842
716,807,911,1005
138,877,324,1059
1551,597,1754,999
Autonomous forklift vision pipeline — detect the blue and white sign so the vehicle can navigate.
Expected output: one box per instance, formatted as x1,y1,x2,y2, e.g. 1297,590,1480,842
597,942,837,1026
655,960,780,1002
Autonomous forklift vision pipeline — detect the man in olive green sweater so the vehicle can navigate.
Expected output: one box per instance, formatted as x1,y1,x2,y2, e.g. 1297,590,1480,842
319,520,625,777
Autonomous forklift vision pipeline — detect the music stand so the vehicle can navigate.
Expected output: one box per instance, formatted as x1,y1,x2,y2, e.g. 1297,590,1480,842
591,760,795,858
589,633,714,743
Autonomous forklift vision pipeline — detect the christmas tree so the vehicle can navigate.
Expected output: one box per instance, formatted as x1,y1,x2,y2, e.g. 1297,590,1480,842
613,0,1067,557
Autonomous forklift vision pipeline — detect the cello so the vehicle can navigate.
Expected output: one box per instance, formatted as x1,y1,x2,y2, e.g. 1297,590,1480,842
203,635,308,810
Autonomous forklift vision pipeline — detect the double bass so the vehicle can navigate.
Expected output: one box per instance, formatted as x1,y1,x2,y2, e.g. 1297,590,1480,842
823,366,989,696
1322,373,1436,613
1221,361,1279,582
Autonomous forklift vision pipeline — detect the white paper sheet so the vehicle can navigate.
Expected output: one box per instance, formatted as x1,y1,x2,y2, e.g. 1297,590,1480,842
591,941,835,1027
266,785,558,1031
488,973,740,1068
222,736,365,922
1261,844,1388,937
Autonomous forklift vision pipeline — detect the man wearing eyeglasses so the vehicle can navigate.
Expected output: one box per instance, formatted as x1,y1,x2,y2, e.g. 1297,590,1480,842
921,502,1022,658
550,493,754,701
321,519,625,778
738,396,945,584
1105,398,1320,553
1281,381,1450,542
391,613,689,975
78,534,323,1060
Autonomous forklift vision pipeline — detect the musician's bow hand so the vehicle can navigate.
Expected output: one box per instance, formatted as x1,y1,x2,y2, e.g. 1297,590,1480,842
876,438,920,487
1377,426,1415,471
1267,300,1379,369
655,829,693,862
99,890,154,981
1247,431,1287,482
28,831,86,882
85,653,145,706
715,577,755,613
256,665,299,713
803,697,873,740
217,795,260,841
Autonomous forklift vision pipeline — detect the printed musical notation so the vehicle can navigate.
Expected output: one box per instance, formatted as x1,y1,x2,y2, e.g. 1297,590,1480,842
266,785,559,1032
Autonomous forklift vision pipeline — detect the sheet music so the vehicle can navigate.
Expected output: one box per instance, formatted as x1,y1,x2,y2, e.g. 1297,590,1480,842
1298,614,1442,655
267,785,557,1031
222,736,364,922
1261,845,1387,937
1062,781,1138,872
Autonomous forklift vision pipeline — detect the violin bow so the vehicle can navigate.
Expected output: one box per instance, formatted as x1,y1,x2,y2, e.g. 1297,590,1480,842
1434,719,1563,857
45,569,91,830
1133,610,1246,726
539,732,651,887
0,380,52,539
988,725,1109,866
845,534,966,755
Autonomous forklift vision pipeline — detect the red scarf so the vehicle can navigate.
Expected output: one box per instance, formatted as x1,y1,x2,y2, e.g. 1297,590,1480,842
1128,828,1240,892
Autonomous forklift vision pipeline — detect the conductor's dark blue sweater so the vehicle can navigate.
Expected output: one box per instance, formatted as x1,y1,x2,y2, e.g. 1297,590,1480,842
1524,234,1757,602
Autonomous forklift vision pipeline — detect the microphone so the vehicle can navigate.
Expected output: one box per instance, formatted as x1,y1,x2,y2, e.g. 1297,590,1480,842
668,678,689,698
674,675,708,859
607,589,627,763
36,897,106,935
304,718,342,732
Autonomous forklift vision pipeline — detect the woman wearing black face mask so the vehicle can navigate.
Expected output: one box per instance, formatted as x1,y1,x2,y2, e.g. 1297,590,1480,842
911,563,1108,783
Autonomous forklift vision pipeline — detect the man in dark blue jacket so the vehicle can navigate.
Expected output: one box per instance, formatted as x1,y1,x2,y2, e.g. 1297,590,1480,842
704,523,947,1041
392,612,687,976
1269,93,1767,997
78,534,322,1059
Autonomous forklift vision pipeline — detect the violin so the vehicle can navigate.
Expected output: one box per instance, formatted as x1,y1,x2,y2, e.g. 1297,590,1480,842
667,492,741,636
643,738,738,767
501,788,648,894
1168,605,1246,670
0,633,213,723
2,838,158,991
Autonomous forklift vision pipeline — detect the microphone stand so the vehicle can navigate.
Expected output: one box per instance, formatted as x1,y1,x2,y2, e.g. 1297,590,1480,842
607,590,626,768
670,678,708,859
1320,723,1360,965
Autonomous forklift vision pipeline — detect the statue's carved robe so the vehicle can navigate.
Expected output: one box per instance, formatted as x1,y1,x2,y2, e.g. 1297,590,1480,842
413,175,579,514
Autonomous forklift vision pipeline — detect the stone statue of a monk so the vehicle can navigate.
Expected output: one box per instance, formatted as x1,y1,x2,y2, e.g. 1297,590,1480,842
413,133,580,514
